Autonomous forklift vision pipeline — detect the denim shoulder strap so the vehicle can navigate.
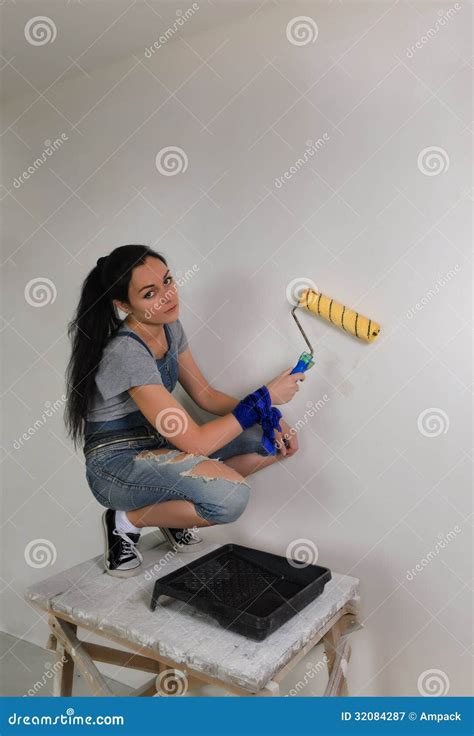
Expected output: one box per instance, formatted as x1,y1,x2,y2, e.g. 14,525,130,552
116,330,154,358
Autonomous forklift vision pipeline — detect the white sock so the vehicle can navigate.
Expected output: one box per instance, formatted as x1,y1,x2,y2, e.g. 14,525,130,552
115,510,141,535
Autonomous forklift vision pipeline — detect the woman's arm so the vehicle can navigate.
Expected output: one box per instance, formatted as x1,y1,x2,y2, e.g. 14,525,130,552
129,383,242,456
177,347,239,415
202,389,239,416
132,347,299,455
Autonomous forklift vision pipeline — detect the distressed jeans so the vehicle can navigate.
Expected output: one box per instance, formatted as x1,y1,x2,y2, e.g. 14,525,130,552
83,419,272,523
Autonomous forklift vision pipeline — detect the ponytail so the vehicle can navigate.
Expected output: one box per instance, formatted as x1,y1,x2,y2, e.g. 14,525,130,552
64,244,167,449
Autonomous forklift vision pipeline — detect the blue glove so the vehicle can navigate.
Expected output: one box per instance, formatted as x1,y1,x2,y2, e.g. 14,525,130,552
232,385,283,456
232,385,273,430
260,405,283,455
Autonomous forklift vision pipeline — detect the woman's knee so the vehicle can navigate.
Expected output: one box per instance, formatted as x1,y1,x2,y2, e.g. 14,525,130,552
219,482,251,523
196,485,249,524
188,459,251,524
140,454,251,525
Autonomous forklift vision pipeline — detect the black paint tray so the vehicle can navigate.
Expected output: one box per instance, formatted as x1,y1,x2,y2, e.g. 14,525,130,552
150,543,331,641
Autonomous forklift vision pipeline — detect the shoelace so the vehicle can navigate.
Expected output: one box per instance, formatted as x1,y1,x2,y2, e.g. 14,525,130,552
113,529,143,563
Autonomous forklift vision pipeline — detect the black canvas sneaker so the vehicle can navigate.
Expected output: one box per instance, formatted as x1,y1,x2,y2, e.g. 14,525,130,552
159,526,203,553
102,509,143,577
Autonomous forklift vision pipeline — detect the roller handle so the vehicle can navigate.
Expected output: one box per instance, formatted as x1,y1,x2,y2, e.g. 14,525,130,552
290,351,315,381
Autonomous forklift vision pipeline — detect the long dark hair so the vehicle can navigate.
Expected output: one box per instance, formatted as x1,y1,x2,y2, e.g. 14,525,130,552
64,244,168,449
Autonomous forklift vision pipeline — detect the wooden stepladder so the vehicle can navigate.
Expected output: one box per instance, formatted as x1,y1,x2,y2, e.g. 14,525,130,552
44,599,361,697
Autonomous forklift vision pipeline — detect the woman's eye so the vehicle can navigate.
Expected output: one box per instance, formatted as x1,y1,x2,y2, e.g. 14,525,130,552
143,277,173,299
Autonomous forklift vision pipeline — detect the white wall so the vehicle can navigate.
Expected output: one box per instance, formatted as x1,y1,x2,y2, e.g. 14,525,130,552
2,1,472,695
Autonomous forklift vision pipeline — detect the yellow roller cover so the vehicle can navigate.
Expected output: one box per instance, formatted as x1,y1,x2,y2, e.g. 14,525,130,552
298,288,381,343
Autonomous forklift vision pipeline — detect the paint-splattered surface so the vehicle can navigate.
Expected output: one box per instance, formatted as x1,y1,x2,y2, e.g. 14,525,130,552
25,537,359,691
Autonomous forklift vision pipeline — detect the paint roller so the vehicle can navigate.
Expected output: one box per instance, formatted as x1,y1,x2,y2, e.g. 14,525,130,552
289,288,381,377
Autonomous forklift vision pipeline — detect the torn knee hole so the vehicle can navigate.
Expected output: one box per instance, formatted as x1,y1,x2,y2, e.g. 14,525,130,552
135,451,249,486
180,460,249,485
180,469,247,484
135,449,198,464
167,452,196,463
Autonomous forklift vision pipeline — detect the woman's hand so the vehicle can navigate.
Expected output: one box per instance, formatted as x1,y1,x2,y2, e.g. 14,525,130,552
274,417,299,457
267,367,305,405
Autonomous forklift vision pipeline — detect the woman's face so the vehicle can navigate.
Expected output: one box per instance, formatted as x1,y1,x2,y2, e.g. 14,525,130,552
120,256,179,324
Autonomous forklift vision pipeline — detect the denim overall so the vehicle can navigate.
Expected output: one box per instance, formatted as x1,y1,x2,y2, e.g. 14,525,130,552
83,323,177,452
82,323,271,518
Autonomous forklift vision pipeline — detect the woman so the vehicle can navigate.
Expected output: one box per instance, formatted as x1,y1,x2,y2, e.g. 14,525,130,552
65,244,304,577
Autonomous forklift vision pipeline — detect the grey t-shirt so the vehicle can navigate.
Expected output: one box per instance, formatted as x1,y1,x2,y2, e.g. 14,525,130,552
86,319,188,422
